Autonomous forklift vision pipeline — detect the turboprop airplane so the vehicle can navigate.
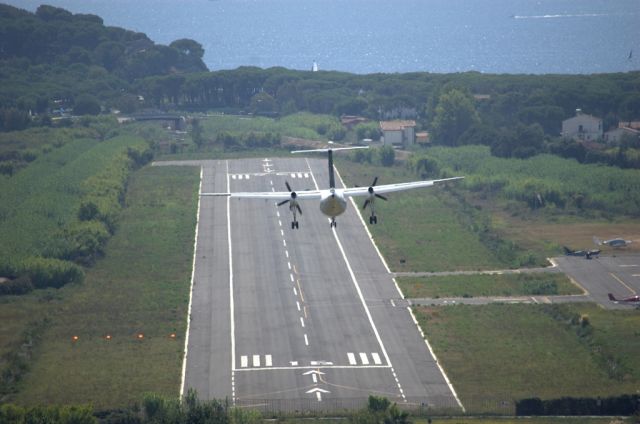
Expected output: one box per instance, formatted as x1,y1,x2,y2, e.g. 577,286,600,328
201,147,464,229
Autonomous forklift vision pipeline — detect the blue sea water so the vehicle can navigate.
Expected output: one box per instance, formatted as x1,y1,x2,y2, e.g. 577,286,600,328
5,0,640,74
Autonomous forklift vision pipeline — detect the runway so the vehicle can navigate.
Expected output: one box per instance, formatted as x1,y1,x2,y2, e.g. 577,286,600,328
158,157,462,411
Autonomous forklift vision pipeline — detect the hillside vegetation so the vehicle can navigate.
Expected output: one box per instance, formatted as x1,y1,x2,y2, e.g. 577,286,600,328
0,126,151,293
409,145,640,217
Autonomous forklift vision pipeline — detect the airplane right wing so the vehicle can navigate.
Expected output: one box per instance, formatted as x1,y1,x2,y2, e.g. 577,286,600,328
342,176,464,197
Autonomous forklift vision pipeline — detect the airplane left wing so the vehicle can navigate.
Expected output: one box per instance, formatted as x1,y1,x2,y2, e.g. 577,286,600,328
342,176,464,197
200,190,323,201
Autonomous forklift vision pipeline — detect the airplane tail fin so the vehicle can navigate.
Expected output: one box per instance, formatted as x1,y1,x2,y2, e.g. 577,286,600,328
563,246,572,255
608,293,617,301
328,149,335,188
292,146,369,189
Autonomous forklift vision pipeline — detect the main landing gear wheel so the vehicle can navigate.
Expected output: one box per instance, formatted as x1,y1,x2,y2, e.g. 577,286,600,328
330,219,337,228
369,215,378,224
291,221,299,229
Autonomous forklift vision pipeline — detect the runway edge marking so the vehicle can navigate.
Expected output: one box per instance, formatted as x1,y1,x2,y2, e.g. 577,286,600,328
227,160,236,404
334,168,404,298
180,166,203,397
334,165,465,412
407,306,465,412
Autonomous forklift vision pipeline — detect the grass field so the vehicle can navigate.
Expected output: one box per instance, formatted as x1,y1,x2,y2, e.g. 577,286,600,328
335,160,512,272
6,165,200,407
413,303,640,414
398,273,582,298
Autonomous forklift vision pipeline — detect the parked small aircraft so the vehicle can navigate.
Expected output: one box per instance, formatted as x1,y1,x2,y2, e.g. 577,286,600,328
608,293,640,303
563,246,601,259
201,147,464,229
593,236,633,248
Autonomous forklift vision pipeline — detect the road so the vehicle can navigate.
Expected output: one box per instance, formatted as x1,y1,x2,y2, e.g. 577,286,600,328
156,157,462,412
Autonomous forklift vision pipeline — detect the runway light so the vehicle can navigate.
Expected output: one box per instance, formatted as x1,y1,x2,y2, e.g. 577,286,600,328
137,333,144,340
169,333,177,339
105,334,112,341
72,335,79,342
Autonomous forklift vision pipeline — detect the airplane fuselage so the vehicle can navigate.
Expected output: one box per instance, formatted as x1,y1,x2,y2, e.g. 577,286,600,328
319,189,347,218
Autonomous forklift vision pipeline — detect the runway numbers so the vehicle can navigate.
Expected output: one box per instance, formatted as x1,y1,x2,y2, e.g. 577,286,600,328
347,352,383,366
240,354,273,368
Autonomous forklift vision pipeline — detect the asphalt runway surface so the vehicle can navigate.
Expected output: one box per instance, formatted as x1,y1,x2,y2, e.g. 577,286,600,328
156,157,462,411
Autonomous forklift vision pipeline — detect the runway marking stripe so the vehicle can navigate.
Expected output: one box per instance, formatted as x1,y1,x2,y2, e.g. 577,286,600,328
253,355,260,367
241,356,248,368
234,364,390,372
331,164,464,410
265,355,273,367
297,301,301,311
610,272,637,294
226,160,237,405
359,352,369,365
304,334,309,346
179,166,203,398
372,352,382,365
347,352,357,365
300,317,305,328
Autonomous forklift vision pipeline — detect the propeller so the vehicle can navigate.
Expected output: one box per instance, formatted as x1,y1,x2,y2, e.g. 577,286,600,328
277,182,302,214
362,177,387,210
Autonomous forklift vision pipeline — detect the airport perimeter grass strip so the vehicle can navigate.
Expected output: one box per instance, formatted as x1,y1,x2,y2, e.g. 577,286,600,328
413,303,640,414
398,272,581,298
11,165,200,408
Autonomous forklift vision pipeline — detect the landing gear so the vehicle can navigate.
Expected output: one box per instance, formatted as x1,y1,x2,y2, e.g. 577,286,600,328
330,218,337,228
291,221,299,229
369,215,378,225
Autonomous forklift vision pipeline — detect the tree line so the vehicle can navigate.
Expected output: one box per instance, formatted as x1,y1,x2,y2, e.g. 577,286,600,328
1,3,638,170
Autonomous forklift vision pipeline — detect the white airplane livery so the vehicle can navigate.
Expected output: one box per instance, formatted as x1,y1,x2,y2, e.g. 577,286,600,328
201,147,464,229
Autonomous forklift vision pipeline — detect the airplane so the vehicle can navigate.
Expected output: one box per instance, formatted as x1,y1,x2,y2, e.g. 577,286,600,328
563,246,601,259
593,236,634,248
608,293,640,303
201,146,464,229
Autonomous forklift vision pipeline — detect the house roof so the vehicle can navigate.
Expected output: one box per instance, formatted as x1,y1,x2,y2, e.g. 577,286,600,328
379,120,416,131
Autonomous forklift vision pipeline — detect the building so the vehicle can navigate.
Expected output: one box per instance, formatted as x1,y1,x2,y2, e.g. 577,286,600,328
340,115,368,130
561,109,603,141
416,131,430,145
604,122,640,144
380,120,416,148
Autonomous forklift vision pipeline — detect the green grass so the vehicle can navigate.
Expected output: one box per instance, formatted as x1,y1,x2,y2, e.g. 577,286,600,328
413,304,640,414
335,160,507,272
398,273,582,298
8,165,200,407
412,419,619,424
0,134,148,258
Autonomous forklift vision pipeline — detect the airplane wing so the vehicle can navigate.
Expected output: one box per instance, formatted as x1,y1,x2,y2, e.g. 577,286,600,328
200,190,323,201
342,176,464,197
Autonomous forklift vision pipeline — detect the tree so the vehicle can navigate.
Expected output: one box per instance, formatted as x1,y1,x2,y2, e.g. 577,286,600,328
377,145,395,166
170,38,205,59
73,94,101,115
191,118,204,148
430,89,480,146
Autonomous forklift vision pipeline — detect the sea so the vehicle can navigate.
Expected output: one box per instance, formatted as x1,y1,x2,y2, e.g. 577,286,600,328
4,0,640,75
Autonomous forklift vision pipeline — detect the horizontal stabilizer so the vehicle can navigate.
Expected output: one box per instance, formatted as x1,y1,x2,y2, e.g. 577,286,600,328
291,146,370,154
